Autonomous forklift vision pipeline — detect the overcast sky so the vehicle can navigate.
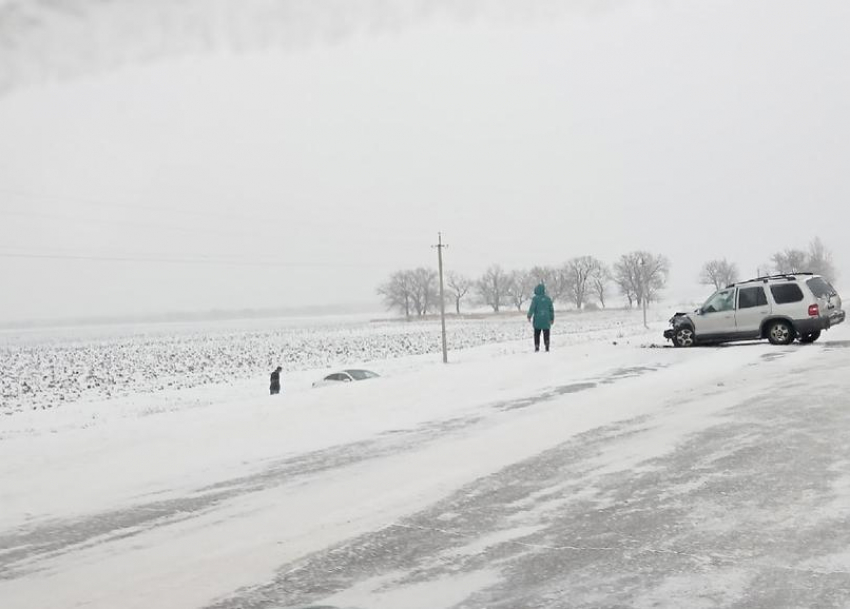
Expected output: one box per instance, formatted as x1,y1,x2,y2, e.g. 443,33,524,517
0,0,849,322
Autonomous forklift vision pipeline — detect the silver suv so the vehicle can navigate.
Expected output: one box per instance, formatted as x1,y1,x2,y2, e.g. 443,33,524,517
664,273,845,347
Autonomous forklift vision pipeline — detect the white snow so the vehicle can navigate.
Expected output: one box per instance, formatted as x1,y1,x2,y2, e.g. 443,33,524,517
0,308,659,417
0,311,668,528
321,568,501,609
1,312,849,608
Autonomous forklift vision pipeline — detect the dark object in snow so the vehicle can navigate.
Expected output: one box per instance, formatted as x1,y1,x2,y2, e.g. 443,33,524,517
269,366,282,395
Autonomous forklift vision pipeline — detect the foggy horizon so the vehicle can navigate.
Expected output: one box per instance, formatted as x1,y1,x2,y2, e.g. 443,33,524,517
2,0,849,322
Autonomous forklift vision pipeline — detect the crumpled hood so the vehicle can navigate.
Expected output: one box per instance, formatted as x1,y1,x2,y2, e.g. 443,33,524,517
669,311,693,325
534,283,546,297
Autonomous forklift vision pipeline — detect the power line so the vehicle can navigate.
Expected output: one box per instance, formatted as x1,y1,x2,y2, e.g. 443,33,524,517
0,251,389,268
0,207,277,240
0,244,273,259
0,187,258,223
0,187,430,247
0,201,430,252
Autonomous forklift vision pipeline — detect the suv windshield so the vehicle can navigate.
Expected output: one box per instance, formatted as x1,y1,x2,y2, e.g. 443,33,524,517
807,277,837,298
702,289,735,313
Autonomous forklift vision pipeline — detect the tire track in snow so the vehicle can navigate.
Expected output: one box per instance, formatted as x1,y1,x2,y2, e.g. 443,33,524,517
203,348,850,609
0,363,665,579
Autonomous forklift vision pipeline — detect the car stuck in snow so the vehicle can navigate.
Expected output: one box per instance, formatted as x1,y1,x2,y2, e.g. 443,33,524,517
312,369,380,388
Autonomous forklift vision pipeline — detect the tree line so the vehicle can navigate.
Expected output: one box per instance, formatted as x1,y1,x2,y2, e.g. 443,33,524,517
378,237,838,318
699,237,837,290
378,251,670,317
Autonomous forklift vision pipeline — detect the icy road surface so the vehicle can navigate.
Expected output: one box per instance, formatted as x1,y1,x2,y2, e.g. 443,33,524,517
2,325,850,608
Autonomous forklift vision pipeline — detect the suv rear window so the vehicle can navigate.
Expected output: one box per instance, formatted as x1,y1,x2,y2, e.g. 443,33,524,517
807,277,837,298
770,284,804,304
738,286,768,309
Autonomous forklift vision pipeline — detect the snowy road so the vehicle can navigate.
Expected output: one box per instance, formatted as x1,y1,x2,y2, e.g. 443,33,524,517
3,327,850,608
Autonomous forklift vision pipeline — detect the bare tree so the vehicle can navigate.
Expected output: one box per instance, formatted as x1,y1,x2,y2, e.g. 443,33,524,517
377,270,414,318
529,265,567,303
590,263,611,308
506,269,536,311
755,263,773,278
766,238,837,282
476,265,511,313
807,237,837,282
564,256,604,309
409,267,439,316
446,271,473,315
613,256,639,307
613,251,670,306
636,252,670,303
699,259,740,290
771,249,809,275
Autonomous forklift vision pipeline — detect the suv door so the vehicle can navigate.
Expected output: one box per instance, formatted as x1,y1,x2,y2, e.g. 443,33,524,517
735,285,770,338
694,288,737,339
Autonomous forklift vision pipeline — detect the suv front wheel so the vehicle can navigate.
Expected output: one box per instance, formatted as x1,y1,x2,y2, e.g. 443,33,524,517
767,320,795,346
672,326,696,348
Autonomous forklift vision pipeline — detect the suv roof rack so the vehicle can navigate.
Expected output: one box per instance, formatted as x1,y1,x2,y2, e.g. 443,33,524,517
728,272,814,288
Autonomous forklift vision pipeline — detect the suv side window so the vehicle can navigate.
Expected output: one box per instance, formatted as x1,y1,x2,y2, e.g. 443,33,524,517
807,277,836,298
738,286,768,309
770,283,804,304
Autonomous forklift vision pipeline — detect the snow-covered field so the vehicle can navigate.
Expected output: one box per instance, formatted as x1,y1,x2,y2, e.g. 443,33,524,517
0,308,658,417
2,311,850,608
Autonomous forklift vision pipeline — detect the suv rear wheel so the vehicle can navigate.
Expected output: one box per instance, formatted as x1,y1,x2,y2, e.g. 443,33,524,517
767,320,795,345
799,330,821,344
672,326,695,348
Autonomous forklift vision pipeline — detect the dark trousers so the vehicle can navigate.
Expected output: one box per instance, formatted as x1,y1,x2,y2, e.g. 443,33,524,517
270,382,280,395
534,328,550,351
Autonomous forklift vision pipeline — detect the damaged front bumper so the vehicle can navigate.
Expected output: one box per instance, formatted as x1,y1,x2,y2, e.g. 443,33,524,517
663,313,691,341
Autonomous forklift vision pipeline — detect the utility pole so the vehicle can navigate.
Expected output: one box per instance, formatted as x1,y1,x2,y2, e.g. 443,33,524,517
432,232,449,363
640,257,648,329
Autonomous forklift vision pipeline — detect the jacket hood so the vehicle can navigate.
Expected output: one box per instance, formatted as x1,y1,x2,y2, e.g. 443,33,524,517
534,283,546,297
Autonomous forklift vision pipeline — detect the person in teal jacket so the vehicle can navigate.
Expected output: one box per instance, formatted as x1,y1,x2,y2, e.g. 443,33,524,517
527,283,554,352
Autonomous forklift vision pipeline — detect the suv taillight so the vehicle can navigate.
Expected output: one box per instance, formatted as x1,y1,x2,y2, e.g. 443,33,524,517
808,304,820,317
